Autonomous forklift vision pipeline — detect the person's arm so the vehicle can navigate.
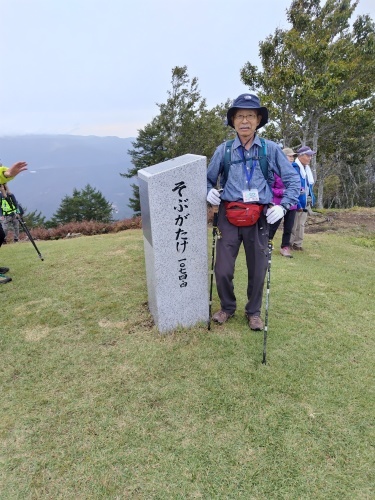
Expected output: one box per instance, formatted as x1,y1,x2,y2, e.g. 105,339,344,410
0,162,28,184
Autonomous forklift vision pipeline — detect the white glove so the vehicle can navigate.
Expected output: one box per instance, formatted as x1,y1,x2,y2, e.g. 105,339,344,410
266,205,286,224
207,188,221,206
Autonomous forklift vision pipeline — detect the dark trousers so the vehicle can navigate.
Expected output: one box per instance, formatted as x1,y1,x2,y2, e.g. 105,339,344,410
0,224,5,247
268,209,296,248
214,205,269,317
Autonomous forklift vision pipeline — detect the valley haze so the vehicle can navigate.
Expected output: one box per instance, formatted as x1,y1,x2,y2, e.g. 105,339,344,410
0,135,135,221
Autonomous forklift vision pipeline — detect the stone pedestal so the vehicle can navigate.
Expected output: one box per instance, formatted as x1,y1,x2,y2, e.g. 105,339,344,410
138,154,208,332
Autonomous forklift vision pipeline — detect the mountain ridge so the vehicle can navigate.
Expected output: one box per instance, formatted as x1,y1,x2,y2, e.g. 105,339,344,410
0,134,136,220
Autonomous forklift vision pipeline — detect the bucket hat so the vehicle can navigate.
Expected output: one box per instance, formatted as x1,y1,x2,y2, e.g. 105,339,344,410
283,147,297,156
227,93,268,130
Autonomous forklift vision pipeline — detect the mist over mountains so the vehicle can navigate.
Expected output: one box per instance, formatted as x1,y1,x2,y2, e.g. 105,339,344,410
0,135,136,220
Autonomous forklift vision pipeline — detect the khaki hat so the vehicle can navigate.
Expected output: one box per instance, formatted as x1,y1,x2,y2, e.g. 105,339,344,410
283,147,297,156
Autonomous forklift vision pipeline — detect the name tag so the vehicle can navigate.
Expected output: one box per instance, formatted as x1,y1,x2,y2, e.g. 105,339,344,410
242,189,259,203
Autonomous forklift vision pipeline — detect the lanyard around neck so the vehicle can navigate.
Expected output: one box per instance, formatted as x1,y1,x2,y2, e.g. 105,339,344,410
239,143,259,187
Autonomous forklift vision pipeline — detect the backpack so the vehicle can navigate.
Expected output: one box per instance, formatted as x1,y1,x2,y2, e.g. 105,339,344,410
221,137,268,185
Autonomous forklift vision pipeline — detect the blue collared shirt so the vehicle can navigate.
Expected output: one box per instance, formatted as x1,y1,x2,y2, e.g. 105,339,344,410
207,135,300,207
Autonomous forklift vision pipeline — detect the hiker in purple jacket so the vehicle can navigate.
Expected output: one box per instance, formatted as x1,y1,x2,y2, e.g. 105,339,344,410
268,148,298,258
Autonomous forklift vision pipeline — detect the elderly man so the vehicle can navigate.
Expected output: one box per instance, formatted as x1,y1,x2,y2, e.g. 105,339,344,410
207,94,300,330
290,146,316,251
0,161,28,284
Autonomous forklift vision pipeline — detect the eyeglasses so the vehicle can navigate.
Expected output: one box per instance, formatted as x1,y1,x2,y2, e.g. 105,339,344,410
234,113,259,122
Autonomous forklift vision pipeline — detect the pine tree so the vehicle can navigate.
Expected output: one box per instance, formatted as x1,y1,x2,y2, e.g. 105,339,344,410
240,0,375,207
50,184,113,225
121,66,231,215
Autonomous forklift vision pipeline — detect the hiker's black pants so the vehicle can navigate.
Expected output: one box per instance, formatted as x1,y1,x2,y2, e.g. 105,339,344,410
0,224,5,247
268,209,297,248
214,204,269,317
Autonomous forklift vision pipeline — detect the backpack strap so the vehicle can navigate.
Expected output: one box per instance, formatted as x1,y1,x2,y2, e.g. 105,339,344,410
222,137,268,185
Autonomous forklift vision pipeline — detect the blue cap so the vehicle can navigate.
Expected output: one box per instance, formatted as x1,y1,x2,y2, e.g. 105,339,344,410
226,93,269,129
297,146,316,156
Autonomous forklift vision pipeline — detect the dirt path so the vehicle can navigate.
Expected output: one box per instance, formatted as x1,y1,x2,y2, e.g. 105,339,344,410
306,207,375,234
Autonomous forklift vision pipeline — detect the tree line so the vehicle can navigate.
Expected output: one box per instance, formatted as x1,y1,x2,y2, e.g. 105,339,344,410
123,0,375,213
21,185,113,228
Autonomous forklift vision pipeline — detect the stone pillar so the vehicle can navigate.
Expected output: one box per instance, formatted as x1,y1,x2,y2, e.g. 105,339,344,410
138,154,208,333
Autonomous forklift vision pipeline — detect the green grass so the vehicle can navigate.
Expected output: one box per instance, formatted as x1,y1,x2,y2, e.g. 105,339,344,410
1,227,374,499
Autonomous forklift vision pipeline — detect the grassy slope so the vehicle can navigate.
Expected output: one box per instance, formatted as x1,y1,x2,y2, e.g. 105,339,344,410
0,226,374,499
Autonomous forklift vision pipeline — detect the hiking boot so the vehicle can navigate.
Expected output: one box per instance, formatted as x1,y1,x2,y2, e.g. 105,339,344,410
246,314,264,331
0,274,12,284
280,246,293,258
292,244,303,251
212,310,234,324
0,266,10,274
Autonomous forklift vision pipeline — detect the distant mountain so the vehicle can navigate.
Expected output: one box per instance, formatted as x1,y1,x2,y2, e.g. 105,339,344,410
0,134,137,220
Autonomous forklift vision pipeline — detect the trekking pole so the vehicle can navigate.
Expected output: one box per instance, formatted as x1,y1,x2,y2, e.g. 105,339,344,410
208,205,221,330
262,240,273,364
17,215,44,261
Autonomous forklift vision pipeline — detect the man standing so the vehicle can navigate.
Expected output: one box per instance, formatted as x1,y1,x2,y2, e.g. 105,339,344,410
290,146,316,251
206,94,299,330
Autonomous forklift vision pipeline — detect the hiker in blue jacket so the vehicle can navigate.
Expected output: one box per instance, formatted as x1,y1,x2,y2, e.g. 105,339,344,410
290,146,316,251
206,94,300,330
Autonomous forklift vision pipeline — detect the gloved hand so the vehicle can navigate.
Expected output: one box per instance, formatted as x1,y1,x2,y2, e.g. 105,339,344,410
207,188,221,206
266,205,286,224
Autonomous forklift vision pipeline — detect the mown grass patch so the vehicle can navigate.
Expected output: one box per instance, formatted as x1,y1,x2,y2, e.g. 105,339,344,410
1,227,374,498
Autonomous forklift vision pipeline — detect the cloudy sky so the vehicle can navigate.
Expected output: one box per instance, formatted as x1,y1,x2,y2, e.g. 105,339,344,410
1,0,373,139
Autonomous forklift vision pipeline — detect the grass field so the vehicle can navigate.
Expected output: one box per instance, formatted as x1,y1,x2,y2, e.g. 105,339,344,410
1,221,374,499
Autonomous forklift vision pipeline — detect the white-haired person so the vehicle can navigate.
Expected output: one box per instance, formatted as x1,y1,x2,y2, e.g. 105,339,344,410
290,146,316,251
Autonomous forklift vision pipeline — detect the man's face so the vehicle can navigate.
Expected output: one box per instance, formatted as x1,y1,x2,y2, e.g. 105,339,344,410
232,109,262,141
298,153,313,166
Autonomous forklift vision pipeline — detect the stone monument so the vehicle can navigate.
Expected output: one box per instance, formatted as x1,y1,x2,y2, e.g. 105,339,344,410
138,154,209,332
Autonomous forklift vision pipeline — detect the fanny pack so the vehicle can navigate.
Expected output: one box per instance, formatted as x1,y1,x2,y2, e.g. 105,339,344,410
224,201,264,227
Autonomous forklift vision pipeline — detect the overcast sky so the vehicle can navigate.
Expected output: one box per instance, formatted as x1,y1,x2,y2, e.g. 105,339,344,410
1,0,374,139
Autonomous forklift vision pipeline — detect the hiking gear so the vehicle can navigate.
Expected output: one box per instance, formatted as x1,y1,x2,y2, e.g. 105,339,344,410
266,205,286,224
224,201,263,227
247,314,264,331
17,215,44,260
280,246,293,258
222,137,268,184
0,274,12,284
292,244,303,251
227,94,268,130
0,266,10,273
207,188,221,206
262,240,273,365
212,310,234,324
208,205,222,330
